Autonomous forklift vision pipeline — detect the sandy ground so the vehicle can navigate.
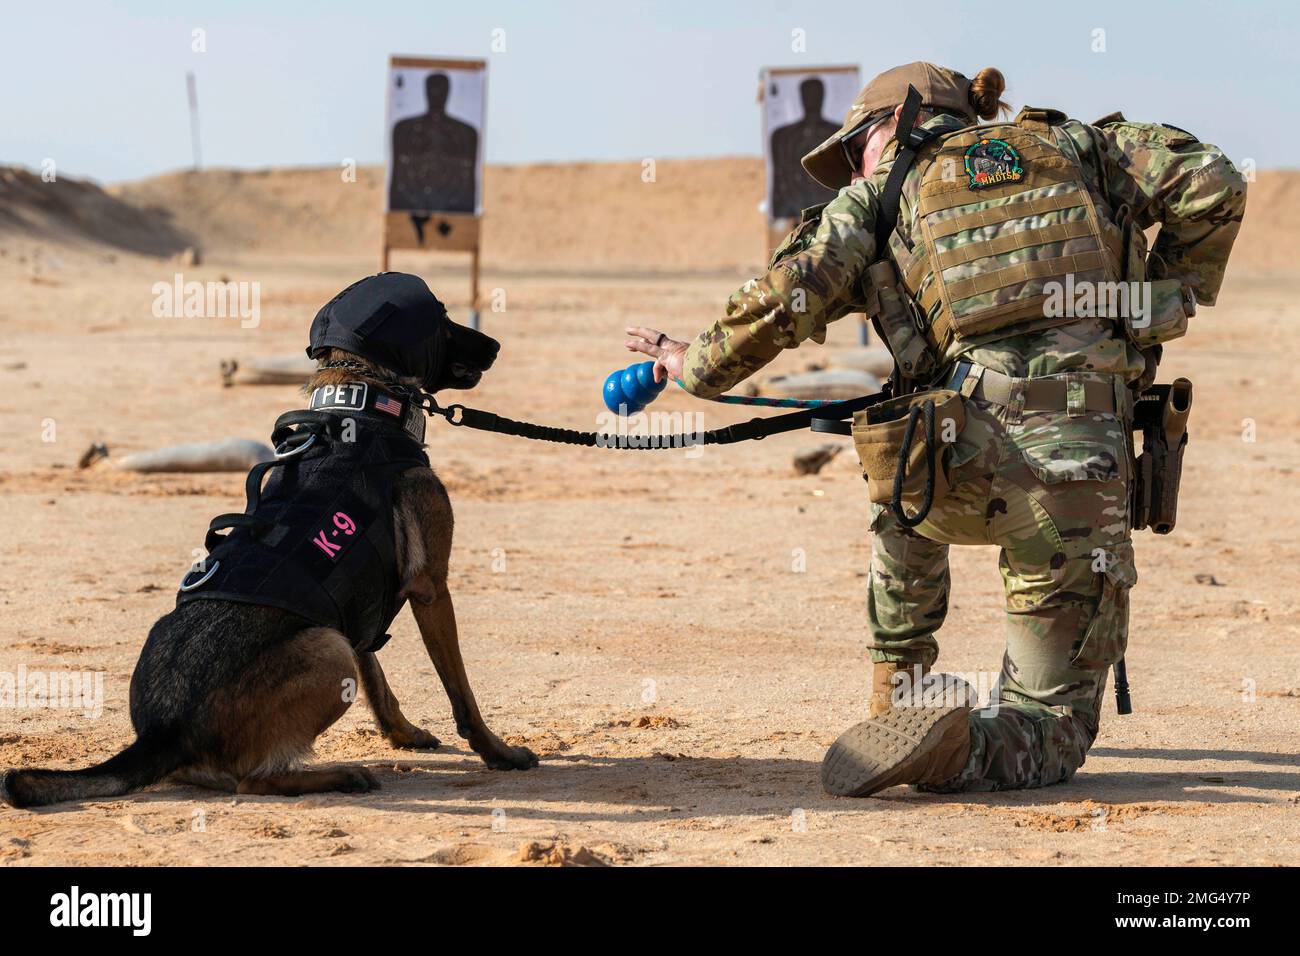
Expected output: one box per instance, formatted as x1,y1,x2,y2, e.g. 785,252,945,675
1,168,1298,866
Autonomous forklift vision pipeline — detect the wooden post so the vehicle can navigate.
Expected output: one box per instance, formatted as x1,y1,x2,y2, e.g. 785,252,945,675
186,71,201,171
469,246,482,330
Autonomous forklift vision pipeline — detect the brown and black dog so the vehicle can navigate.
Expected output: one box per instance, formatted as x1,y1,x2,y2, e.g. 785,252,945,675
2,273,536,807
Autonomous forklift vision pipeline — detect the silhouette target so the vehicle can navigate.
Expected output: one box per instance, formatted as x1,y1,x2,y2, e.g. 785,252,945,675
388,72,480,214
768,77,839,220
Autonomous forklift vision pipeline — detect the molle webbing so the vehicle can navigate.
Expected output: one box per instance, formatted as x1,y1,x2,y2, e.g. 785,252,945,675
944,249,1109,302
897,114,1123,353
934,219,1095,269
916,134,1082,216
924,189,1090,239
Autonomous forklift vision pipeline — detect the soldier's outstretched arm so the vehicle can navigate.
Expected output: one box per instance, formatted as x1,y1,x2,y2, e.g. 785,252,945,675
1091,118,1248,306
677,182,883,398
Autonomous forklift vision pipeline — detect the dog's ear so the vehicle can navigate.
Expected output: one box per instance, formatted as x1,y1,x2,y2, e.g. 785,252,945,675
432,321,500,391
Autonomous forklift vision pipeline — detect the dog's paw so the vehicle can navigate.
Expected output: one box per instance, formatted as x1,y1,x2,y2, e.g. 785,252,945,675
484,745,539,771
0,769,40,809
385,727,441,751
338,767,381,793
0,769,21,808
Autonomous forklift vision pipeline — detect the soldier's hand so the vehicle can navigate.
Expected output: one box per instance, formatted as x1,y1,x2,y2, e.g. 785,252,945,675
624,327,688,384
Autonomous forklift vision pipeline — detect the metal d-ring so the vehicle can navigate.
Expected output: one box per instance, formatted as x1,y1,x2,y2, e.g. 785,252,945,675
179,560,220,592
274,431,316,459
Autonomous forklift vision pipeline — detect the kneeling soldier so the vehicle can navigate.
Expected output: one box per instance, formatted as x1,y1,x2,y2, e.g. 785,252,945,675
624,61,1245,795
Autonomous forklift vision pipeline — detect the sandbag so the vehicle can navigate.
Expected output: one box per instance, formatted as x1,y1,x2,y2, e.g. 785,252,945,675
114,438,276,473
220,354,318,386
828,347,895,378
762,368,882,400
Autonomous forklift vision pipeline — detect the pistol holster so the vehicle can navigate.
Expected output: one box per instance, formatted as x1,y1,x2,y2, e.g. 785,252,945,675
1130,378,1193,534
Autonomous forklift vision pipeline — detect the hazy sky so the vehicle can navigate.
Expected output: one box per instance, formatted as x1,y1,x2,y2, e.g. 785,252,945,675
3,0,1295,183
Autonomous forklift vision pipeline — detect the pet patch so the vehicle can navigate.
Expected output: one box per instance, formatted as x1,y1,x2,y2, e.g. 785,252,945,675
306,381,426,443
310,382,368,412
964,138,1024,190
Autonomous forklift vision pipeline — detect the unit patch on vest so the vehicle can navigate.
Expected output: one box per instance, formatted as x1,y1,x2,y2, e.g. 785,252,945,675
964,138,1024,190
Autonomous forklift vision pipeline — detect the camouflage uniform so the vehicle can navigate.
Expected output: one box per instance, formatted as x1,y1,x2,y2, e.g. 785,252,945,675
681,110,1245,791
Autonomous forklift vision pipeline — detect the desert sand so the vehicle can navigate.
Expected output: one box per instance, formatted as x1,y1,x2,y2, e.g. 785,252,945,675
0,160,1296,866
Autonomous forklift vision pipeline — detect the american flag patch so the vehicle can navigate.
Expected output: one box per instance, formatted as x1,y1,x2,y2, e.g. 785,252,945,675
373,395,402,416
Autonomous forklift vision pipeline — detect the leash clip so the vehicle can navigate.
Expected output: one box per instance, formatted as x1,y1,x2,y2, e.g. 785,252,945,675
420,394,465,426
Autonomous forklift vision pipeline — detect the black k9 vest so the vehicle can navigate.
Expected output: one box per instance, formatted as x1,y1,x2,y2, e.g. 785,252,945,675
176,383,430,653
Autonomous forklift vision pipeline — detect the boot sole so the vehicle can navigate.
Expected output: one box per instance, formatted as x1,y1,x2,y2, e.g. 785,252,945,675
821,706,970,798
875,673,979,715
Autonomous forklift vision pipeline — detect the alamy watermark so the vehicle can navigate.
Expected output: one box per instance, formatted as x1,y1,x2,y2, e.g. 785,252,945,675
888,665,999,715
49,886,151,936
151,273,261,328
1043,275,1151,328
596,410,706,457
1,665,104,719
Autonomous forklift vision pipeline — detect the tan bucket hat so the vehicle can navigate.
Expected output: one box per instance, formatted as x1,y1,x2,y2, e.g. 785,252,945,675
801,61,974,190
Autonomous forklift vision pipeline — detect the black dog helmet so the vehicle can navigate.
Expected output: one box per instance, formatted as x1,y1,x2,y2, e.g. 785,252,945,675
307,272,499,392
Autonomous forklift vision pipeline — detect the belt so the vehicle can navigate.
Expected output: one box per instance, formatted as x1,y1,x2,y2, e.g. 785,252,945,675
944,360,1119,414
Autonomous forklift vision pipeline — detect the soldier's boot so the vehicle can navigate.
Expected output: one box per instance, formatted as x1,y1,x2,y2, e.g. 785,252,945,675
821,706,971,798
869,661,922,718
870,662,977,717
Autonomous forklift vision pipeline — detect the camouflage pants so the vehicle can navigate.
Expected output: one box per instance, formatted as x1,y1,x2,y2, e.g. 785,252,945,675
866,373,1137,791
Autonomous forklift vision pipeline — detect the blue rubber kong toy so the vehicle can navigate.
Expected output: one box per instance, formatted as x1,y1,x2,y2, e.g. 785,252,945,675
602,360,668,415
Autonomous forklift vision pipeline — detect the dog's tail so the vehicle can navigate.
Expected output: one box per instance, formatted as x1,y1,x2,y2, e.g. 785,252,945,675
1,734,182,808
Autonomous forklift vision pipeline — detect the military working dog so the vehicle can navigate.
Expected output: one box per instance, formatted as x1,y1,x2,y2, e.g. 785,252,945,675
2,273,537,807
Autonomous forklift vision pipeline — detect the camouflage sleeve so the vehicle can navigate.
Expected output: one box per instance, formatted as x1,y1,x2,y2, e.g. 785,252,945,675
1091,118,1247,305
679,183,880,397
